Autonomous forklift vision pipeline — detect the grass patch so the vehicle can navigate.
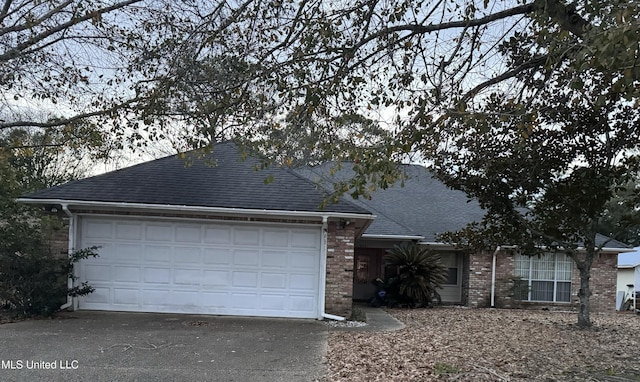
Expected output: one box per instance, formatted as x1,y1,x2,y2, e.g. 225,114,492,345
434,362,461,376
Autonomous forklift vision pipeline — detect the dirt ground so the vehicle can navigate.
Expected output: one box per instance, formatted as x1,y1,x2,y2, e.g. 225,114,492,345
324,307,640,381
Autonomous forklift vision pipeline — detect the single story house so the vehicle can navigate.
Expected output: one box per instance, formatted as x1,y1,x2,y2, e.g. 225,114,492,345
18,141,631,319
616,248,640,310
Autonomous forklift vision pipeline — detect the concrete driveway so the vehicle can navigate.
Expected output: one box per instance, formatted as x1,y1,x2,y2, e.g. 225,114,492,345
0,311,327,382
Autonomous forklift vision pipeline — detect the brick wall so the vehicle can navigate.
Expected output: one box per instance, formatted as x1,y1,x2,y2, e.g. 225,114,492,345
468,250,619,312
325,222,355,318
41,216,69,259
579,252,617,312
467,251,492,307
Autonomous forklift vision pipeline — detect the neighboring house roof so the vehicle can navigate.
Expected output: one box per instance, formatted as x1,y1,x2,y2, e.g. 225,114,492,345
595,234,630,250
21,142,371,216
296,163,486,242
618,247,640,268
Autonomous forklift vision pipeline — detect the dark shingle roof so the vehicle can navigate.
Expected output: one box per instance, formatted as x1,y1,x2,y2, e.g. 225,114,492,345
22,142,370,215
296,163,486,241
297,163,631,249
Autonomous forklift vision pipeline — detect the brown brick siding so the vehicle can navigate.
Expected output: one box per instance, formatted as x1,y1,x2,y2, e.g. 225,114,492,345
41,217,69,258
468,250,619,312
583,252,617,312
467,251,493,307
324,222,355,318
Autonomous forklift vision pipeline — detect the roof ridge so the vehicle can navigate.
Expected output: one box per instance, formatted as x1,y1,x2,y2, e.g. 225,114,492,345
295,163,420,235
281,162,373,214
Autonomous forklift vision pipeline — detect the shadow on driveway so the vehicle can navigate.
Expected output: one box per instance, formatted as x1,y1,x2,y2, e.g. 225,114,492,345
0,311,327,382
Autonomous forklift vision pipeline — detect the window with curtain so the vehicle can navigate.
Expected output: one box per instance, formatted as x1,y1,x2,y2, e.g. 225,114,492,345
514,253,573,303
439,253,459,285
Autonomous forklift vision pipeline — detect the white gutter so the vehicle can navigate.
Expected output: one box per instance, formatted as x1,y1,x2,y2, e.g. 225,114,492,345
535,245,635,254
16,198,375,222
361,234,425,240
60,204,74,311
318,216,345,321
418,241,456,248
618,263,640,269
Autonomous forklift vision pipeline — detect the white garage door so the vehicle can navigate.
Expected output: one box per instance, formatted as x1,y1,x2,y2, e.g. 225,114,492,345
77,216,322,318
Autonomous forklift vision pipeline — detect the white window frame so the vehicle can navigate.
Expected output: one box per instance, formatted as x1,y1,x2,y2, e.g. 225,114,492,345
515,252,572,303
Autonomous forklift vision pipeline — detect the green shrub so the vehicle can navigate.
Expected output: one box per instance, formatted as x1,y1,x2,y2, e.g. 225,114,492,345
0,246,98,317
384,243,449,307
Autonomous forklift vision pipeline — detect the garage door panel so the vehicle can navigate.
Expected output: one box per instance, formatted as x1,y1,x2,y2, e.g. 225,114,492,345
84,264,111,281
261,272,287,289
290,295,315,312
231,293,259,309
142,290,170,305
175,246,202,263
115,222,143,240
204,227,231,244
291,253,317,269
203,248,232,265
174,269,201,285
85,221,113,239
113,266,141,282
79,217,320,318
202,270,229,286
232,271,258,287
233,249,259,266
144,245,172,262
171,290,199,306
176,226,202,243
263,229,289,246
291,231,320,249
112,244,143,261
262,251,288,267
143,268,171,283
201,292,228,307
85,287,110,304
145,224,173,241
113,288,140,305
290,274,317,290
259,295,286,310
234,228,260,245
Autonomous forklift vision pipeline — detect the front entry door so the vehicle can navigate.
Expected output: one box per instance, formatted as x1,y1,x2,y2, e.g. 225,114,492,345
352,250,384,301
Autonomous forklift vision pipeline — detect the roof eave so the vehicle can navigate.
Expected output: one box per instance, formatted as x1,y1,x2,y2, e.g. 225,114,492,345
16,198,375,221
360,234,425,241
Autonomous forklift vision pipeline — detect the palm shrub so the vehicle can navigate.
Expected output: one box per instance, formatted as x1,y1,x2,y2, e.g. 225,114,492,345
384,243,449,307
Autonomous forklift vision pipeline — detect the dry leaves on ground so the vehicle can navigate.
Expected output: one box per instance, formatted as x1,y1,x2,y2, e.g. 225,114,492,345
325,307,640,381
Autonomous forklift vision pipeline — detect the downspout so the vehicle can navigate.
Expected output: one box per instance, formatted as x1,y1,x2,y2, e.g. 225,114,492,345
490,246,501,308
490,245,518,308
319,216,346,321
60,204,74,310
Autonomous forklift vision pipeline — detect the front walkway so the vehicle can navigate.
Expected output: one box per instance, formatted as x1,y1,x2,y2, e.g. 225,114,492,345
328,305,405,332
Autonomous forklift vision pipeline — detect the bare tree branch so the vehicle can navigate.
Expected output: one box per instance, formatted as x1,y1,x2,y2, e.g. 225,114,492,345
0,0,142,62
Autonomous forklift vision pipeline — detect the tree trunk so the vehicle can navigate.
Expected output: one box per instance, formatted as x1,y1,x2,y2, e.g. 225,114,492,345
576,265,592,328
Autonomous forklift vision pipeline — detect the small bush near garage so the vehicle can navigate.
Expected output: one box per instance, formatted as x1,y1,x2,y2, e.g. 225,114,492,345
0,245,99,318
